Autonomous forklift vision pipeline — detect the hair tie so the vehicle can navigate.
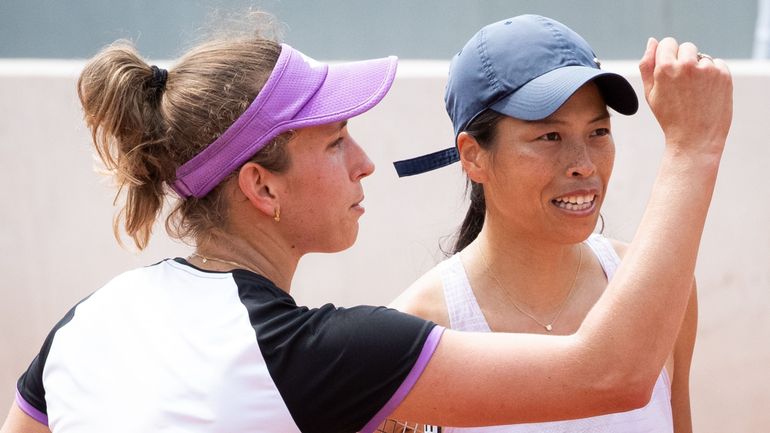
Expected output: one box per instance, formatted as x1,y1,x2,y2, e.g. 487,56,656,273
149,65,168,91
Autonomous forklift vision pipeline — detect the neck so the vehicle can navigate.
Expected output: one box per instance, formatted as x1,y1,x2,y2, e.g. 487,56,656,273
194,228,298,292
464,218,586,311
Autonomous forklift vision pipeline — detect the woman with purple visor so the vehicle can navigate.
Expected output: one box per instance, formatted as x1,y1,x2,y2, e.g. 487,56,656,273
2,14,731,433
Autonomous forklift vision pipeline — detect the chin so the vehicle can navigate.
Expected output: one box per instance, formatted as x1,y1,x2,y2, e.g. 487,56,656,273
316,227,360,253
554,221,600,245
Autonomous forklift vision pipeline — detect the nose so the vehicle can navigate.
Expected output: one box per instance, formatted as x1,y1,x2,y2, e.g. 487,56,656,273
564,140,596,178
348,135,375,181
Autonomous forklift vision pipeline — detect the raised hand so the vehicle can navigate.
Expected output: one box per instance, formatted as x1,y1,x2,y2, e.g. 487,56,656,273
639,37,733,156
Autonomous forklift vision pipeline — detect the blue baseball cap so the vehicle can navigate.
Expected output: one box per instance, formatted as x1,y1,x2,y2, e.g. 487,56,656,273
394,14,638,177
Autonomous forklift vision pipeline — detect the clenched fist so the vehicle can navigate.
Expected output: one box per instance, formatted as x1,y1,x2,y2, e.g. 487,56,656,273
639,37,733,157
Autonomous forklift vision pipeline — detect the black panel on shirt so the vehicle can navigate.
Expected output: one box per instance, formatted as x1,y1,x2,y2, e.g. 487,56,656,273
233,271,436,433
17,296,90,418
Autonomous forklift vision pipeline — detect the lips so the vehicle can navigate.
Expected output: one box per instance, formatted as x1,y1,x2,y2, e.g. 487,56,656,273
552,193,597,211
350,195,365,214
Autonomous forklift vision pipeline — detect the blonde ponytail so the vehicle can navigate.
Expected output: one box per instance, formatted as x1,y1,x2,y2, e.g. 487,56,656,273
78,41,172,249
78,22,289,250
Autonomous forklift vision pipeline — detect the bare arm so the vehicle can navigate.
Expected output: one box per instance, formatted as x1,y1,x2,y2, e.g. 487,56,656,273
0,402,49,433
672,282,698,433
389,38,731,427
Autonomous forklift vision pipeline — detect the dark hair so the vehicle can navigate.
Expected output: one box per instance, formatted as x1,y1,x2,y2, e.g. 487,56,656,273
451,110,506,254
77,17,292,250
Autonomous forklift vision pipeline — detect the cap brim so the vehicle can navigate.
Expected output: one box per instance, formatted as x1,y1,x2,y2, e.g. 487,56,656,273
289,56,398,129
490,65,638,121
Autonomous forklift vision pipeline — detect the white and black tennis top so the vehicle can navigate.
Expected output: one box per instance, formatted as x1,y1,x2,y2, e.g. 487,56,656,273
16,259,443,433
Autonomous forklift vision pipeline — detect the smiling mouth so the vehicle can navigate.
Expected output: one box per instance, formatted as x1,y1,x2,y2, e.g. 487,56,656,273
552,194,596,211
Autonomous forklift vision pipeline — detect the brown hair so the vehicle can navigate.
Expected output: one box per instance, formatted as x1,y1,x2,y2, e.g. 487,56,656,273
77,23,291,250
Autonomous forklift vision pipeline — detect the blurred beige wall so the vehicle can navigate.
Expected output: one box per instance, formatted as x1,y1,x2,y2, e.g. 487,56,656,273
0,60,768,432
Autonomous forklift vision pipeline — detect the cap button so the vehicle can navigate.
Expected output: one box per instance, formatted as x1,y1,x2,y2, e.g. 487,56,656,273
593,57,602,68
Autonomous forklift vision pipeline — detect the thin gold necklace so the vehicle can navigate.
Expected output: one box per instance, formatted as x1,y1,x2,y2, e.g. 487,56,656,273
477,243,583,333
188,252,258,274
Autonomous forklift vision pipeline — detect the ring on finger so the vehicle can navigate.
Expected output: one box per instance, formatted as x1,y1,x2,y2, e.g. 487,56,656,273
697,52,714,61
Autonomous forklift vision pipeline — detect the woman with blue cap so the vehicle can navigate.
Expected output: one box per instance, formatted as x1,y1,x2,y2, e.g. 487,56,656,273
2,13,730,433
388,15,731,433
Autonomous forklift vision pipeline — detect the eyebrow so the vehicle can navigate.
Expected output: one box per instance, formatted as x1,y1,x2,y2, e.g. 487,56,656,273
525,112,611,126
337,120,348,131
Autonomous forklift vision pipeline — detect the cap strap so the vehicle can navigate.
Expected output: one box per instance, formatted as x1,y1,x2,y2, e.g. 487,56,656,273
393,147,459,177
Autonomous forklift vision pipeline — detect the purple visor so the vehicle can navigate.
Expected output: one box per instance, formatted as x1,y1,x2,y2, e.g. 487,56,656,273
171,44,398,198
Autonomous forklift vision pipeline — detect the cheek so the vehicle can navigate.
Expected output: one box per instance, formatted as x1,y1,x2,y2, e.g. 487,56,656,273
289,156,338,192
595,142,615,181
492,146,532,181
289,167,348,222
489,150,550,200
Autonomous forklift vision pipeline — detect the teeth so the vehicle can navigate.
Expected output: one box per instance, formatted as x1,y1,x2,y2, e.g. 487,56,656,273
555,194,595,204
553,194,596,210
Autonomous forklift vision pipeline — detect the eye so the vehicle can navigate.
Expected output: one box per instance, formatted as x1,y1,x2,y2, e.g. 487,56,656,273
538,132,561,141
328,137,344,149
591,128,611,137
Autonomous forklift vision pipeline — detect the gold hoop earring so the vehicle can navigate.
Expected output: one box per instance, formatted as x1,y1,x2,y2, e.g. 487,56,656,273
273,207,280,223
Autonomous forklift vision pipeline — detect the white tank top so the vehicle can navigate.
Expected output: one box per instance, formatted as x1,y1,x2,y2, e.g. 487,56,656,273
438,234,674,433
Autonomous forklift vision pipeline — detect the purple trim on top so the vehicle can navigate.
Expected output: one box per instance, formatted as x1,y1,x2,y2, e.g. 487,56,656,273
360,325,445,433
15,389,48,426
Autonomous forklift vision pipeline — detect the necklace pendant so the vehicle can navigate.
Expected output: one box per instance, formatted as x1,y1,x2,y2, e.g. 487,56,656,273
545,324,553,332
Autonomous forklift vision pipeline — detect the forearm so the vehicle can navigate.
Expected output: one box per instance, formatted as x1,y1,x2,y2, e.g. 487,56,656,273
577,150,719,391
672,282,697,433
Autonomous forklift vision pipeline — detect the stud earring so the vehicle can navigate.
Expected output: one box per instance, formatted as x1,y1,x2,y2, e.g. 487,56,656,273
273,207,281,223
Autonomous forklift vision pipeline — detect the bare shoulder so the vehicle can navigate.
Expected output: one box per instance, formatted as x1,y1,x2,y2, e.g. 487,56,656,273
389,263,451,327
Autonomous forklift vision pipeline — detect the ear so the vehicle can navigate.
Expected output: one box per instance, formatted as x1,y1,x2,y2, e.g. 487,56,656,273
237,162,280,219
457,132,490,184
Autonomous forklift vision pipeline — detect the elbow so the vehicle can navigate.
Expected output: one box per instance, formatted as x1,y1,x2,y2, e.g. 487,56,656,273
605,378,655,412
567,367,656,418
575,350,658,413
590,363,658,413
569,333,661,415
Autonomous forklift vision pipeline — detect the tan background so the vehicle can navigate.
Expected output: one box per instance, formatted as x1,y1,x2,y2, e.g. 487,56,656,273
0,59,768,432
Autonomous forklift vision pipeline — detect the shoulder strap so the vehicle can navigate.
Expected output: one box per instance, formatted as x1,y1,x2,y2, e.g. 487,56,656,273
584,233,622,281
438,255,491,332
